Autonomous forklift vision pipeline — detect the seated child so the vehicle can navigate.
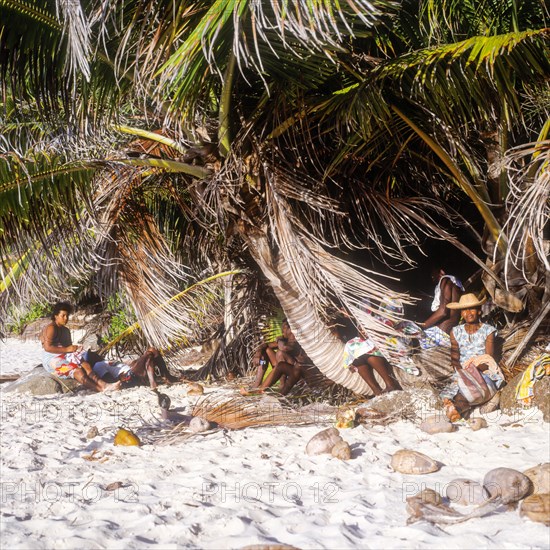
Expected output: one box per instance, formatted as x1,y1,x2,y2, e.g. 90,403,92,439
251,319,300,389
442,293,505,420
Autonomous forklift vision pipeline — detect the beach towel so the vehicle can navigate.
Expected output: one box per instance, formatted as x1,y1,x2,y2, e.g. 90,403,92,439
515,353,550,406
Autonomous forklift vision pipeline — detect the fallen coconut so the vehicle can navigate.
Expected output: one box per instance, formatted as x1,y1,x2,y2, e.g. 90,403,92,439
306,427,342,456
419,415,455,434
187,383,204,396
483,467,531,504
406,488,442,517
468,418,488,431
523,463,550,495
391,450,440,474
446,478,490,506
520,493,550,525
114,428,141,446
331,440,352,460
189,416,210,433
86,426,99,439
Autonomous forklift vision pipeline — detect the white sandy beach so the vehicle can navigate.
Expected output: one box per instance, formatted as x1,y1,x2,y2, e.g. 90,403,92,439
1,337,549,549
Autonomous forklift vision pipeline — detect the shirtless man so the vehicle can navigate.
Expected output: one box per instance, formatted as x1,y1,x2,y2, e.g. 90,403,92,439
417,266,464,348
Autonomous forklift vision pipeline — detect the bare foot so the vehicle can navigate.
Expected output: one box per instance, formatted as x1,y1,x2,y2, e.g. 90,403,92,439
443,398,461,422
239,387,264,396
103,381,122,393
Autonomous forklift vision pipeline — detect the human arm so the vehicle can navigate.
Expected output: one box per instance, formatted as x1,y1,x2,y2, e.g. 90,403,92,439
450,330,461,370
422,278,454,329
145,356,158,389
41,325,78,354
484,331,495,359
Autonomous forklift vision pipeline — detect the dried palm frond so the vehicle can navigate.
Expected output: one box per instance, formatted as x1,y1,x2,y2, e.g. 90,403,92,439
190,393,328,430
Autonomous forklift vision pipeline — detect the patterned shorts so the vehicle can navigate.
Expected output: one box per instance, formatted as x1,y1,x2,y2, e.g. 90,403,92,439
48,351,84,379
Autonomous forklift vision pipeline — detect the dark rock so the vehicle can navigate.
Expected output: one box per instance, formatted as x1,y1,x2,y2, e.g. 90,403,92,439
499,371,524,415
533,377,550,422
3,366,80,395
500,370,550,421
369,388,442,422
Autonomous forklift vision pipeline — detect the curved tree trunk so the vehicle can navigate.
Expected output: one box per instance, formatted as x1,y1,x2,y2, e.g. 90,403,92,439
245,231,375,394
245,230,454,396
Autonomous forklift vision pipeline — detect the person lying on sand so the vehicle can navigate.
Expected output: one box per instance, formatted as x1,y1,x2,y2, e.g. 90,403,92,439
41,302,121,393
440,293,505,421
92,347,179,390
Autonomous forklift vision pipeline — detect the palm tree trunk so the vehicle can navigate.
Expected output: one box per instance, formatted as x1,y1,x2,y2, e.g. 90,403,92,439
245,229,455,396
244,230,374,394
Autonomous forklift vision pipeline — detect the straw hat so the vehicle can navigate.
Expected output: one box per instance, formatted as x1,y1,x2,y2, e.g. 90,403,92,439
446,293,486,310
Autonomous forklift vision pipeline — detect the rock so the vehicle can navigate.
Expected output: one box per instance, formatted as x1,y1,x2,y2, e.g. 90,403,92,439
331,440,352,460
391,450,440,474
483,468,532,504
86,426,99,439
187,383,204,396
189,416,210,433
520,493,550,525
3,366,80,395
499,372,525,415
523,463,550,495
241,545,300,550
306,428,342,456
468,417,488,431
369,389,440,421
355,407,386,423
406,488,442,516
479,391,500,414
501,371,550,420
446,478,490,506
419,415,455,434
533,377,550,422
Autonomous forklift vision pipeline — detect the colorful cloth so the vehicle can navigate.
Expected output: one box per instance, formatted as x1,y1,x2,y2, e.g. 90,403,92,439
451,323,497,367
46,351,85,379
431,275,464,311
515,353,550,406
419,326,451,349
342,337,381,368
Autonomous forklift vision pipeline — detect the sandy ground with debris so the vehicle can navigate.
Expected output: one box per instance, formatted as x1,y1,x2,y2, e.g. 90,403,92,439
1,337,549,549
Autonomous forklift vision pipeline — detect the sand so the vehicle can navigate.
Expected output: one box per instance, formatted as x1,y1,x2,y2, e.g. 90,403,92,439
1,337,549,549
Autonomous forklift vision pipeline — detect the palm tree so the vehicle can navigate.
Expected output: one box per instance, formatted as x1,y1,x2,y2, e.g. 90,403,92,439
1,1,548,392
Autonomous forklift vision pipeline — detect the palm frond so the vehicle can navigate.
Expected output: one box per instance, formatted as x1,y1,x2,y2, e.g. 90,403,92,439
190,393,327,430
102,270,241,353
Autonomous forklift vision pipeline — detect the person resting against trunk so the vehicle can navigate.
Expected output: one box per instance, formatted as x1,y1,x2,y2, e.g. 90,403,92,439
92,347,178,390
343,334,400,396
41,302,121,393
441,293,505,421
250,319,301,390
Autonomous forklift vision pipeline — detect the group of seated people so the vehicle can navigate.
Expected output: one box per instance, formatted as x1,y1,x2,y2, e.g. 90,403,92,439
244,264,505,421
43,262,505,422
41,302,179,392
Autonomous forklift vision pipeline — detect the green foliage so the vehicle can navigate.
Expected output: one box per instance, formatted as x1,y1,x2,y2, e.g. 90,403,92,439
105,293,137,341
6,302,48,334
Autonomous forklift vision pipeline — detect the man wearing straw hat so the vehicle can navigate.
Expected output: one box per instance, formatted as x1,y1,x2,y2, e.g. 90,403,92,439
441,293,505,421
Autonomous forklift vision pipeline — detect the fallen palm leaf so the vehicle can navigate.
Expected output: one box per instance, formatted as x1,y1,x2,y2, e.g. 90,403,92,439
191,393,327,430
